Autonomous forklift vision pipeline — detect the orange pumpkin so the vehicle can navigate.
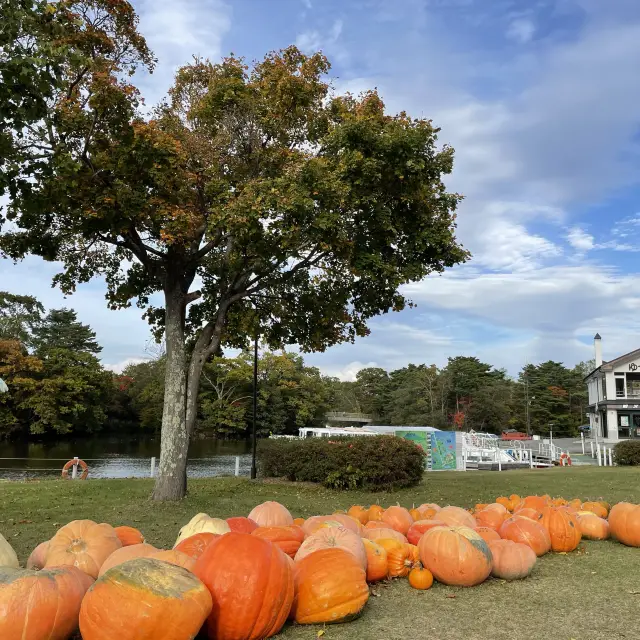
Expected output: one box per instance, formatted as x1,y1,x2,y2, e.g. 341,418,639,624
409,508,423,522
419,526,492,587
367,504,385,521
0,565,93,640
475,526,501,544
46,520,122,579
539,507,582,552
248,501,294,527
348,505,369,525
522,496,548,512
382,506,414,535
405,543,420,566
292,548,369,624
252,525,305,558
508,494,522,509
194,533,293,640
80,558,212,640
496,496,511,511
407,520,447,545
576,512,610,540
475,508,506,531
419,503,441,513
302,514,361,537
295,526,366,569
499,516,551,557
568,499,583,511
408,565,434,590
513,507,541,522
362,539,388,582
226,517,259,534
608,502,640,547
26,540,50,570
581,502,608,519
293,518,305,527
474,503,489,513
417,506,439,520
98,543,159,577
363,527,408,544
375,539,413,578
484,503,509,515
114,525,144,547
174,533,219,559
437,506,477,529
488,539,536,580
152,550,197,572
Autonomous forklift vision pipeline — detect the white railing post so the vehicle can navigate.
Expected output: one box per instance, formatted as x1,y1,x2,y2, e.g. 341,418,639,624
235,456,240,476
150,457,156,478
590,441,594,458
597,443,602,466
497,450,502,472
581,432,585,455
71,456,79,479
529,449,534,468
609,448,613,466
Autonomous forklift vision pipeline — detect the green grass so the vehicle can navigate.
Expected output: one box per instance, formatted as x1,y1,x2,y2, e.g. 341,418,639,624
2,467,640,640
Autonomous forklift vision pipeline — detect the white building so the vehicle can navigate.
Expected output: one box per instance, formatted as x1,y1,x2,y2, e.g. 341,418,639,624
585,334,640,441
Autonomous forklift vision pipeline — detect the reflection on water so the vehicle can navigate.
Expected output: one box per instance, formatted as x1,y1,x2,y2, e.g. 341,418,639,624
0,436,252,480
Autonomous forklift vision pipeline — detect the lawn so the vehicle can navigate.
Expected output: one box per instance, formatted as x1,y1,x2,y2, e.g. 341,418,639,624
2,467,640,640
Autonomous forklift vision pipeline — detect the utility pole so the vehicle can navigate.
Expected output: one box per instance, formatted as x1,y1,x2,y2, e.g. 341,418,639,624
524,371,530,435
250,329,259,480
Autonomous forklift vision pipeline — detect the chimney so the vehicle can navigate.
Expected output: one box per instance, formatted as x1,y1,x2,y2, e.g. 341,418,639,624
594,333,602,368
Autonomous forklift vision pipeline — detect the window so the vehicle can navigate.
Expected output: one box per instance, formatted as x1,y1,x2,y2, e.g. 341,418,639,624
601,377,607,400
616,376,625,398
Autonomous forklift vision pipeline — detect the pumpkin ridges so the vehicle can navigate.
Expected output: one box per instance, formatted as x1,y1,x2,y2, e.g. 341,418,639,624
539,507,582,552
408,565,434,590
375,539,413,578
609,502,640,547
381,506,414,535
295,526,366,569
252,526,305,558
98,543,159,577
248,501,294,528
488,539,536,580
362,539,388,583
174,533,219,559
499,516,551,557
114,526,144,547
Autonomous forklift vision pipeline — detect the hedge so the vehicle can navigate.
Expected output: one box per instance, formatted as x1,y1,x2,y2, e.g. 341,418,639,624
257,435,426,491
613,440,640,465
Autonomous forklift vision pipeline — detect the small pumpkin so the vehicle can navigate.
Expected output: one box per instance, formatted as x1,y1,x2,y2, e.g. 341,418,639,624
437,506,477,529
293,518,306,527
551,497,568,507
484,503,509,515
489,539,536,580
576,512,610,540
496,496,511,511
382,506,414,535
367,504,385,521
252,525,305,558
521,496,548,512
363,527,408,544
226,517,258,534
347,505,369,525
80,558,212,640
408,565,434,590
407,520,447,545
499,516,551,557
475,527,501,544
248,501,294,527
0,533,20,569
174,513,230,547
581,501,608,519
98,543,159,577
362,539,388,582
376,539,413,578
174,532,219,559
26,540,50,570
568,499,583,511
114,525,145,547
409,508,423,522
292,548,369,624
608,502,640,547
418,503,441,513
475,508,506,531
539,507,582,552
295,526,366,569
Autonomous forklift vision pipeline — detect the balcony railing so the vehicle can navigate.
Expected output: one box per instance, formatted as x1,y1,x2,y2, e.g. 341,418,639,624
616,391,640,399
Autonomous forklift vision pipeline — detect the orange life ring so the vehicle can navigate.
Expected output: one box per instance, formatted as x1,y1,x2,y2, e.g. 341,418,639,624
559,452,569,467
61,458,89,480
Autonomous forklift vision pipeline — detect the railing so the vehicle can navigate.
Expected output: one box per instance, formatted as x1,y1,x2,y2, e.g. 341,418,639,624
616,391,640,398
325,412,373,422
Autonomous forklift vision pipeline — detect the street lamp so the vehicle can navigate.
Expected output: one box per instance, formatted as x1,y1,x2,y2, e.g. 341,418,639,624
250,328,259,480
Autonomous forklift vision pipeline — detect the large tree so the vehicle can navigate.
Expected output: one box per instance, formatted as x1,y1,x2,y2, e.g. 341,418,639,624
1,0,468,499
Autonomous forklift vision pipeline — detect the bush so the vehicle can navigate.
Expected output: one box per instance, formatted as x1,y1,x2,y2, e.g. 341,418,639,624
614,440,640,465
257,435,426,491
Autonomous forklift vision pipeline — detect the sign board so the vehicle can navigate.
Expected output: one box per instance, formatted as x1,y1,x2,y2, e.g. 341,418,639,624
396,431,431,469
430,431,457,471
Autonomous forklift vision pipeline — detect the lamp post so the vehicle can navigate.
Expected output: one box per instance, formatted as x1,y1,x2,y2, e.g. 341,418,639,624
250,329,259,480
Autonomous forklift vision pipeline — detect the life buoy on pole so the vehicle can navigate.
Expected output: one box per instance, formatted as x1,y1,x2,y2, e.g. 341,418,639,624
559,452,568,467
61,458,89,480
566,454,572,466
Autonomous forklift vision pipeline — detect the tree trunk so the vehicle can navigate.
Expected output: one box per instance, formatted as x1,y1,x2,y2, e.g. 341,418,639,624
152,286,189,501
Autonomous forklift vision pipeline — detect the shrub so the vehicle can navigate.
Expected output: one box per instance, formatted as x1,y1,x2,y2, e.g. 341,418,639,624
257,435,426,491
613,440,640,466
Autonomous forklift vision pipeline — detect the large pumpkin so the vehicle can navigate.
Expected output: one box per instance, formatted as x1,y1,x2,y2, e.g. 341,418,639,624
295,526,366,569
418,526,492,587
174,533,220,559
26,540,50,570
488,540,536,580
608,502,640,547
499,516,551,557
174,513,230,547
0,565,93,640
152,550,197,572
114,525,145,547
362,539,388,582
576,512,610,540
302,514,361,536
80,558,212,640
475,527,501,544
98,543,159,577
522,496,548,512
437,506,477,529
381,506,414,535
226,517,259,534
539,507,582,552
363,527,408,544
248,501,294,527
376,539,413,578
419,503,441,513
0,533,19,568
475,508,506,531
407,520,447,545
513,507,542,522
46,520,122,578
484,503,509,516
581,501,608,519
194,533,294,640
292,548,369,624
252,526,305,558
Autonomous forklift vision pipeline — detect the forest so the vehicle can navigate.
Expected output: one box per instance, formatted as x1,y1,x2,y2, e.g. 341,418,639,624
0,291,592,440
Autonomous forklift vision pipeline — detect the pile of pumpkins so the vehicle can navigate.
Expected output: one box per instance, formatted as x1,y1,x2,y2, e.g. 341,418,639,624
0,496,639,640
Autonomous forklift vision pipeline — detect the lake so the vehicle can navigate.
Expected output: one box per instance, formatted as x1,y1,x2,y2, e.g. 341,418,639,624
0,436,252,481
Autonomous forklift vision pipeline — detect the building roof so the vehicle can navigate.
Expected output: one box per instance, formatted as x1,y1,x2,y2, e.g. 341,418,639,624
584,346,640,380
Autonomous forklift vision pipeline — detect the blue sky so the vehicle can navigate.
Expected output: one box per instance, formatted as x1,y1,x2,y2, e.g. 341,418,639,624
3,0,640,378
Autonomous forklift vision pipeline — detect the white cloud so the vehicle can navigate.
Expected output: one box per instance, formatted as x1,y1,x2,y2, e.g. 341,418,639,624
506,18,535,44
302,0,312,8
296,19,346,62
104,358,151,374
567,227,594,251
325,361,378,381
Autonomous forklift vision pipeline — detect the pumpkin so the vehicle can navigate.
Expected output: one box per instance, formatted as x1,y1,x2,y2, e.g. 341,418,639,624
226,517,258,534
252,525,305,558
522,496,548,512
407,520,447,545
248,501,294,527
598,500,612,512
152,549,196,572
363,527,408,544
551,497,568,507
581,502,608,519
405,543,420,566
0,533,19,568
576,512,610,540
293,518,306,527
499,516,551,557
408,565,434,590
114,525,144,547
475,508,506,531
417,506,439,520
302,514,361,537
362,539,388,582
174,513,230,547
474,503,489,513
496,496,511,511
382,506,414,535
0,565,93,640
608,502,640,547
26,540,50,570
295,526,366,569
348,505,369,525
475,527,501,544
409,508,423,521
365,520,392,530
174,532,219,559
46,520,122,579
194,532,293,640
539,507,582,552
80,558,212,640
508,495,522,510
367,504,385,521
419,503,441,513
513,507,541,522
375,539,413,578
292,548,369,624
568,499,583,511
437,506,477,529
484,503,509,515
418,526,492,587
488,540,536,580
98,543,159,577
